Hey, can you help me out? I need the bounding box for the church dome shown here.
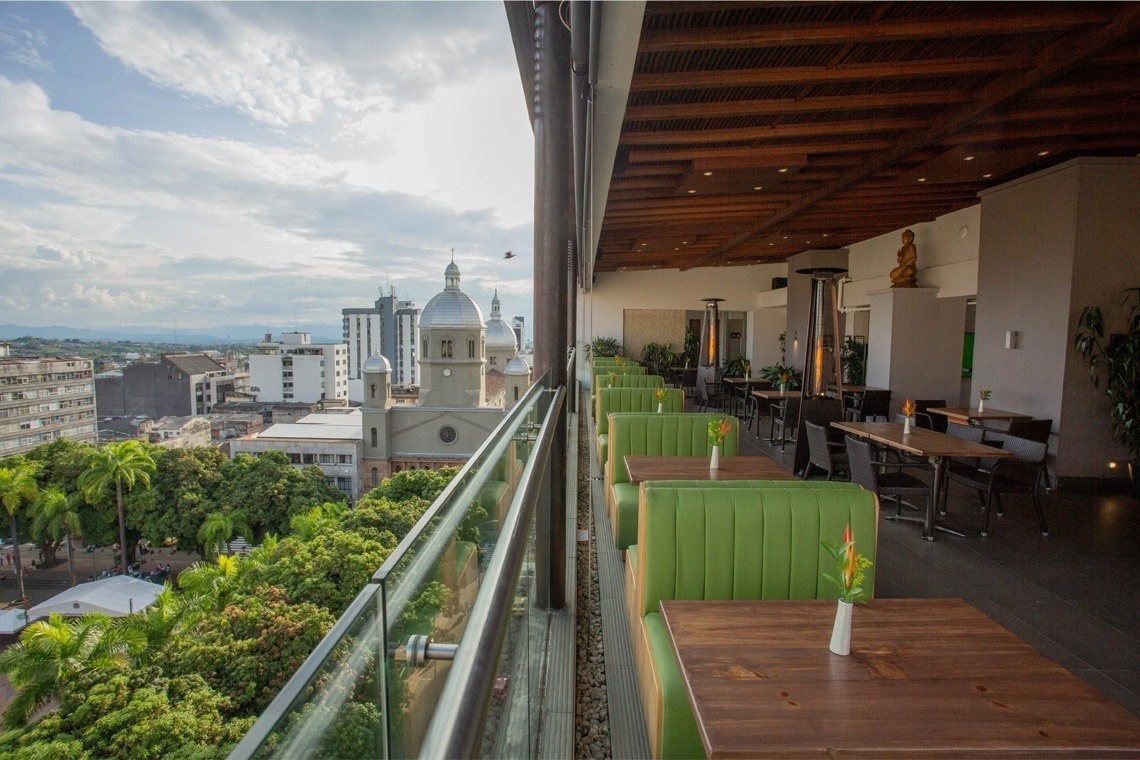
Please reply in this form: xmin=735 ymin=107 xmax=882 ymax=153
xmin=420 ymin=261 xmax=485 ymax=329
xmin=505 ymin=356 xmax=531 ymax=376
xmin=363 ymin=353 xmax=391 ymax=372
xmin=485 ymin=290 xmax=518 ymax=350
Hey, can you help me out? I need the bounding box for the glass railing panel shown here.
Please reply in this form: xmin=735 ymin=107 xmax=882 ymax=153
xmin=379 ymin=395 xmax=547 ymax=757
xmin=231 ymin=376 xmax=553 ymax=760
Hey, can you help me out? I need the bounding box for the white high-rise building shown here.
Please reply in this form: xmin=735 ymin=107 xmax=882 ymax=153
xmin=0 ymin=349 xmax=97 ymax=456
xmin=249 ymin=332 xmax=348 ymax=404
xmin=343 ymin=290 xmax=420 ymax=402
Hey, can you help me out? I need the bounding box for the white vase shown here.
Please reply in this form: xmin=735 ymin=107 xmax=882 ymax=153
xmin=657 ymin=402 xmax=664 ymax=413
xmin=903 ymin=417 xmax=912 ymax=435
xmin=978 ymin=398 xmax=985 ymax=413
xmin=830 ymin=599 xmax=853 ymax=656
xmin=779 ymin=383 xmax=787 ymax=394
xmin=710 ymin=444 xmax=720 ymax=470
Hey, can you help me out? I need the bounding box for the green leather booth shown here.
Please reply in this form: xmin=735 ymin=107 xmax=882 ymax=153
xmin=604 ymin=412 xmax=739 ymax=549
xmin=590 ymin=364 xmax=649 ymax=402
xmin=626 ymin=481 xmax=878 ymax=759
xmin=594 ymin=386 xmax=684 ymax=464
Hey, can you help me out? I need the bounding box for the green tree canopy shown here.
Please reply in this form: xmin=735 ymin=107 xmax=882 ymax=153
xmin=214 ymin=452 xmax=345 ymax=542
xmin=127 ymin=447 xmax=226 ymax=551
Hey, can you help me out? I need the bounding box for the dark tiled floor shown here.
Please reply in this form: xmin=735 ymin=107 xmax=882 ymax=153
xmin=728 ymin=404 xmax=1140 ymax=716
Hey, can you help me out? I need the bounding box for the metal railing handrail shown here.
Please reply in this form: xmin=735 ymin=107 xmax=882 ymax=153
xmin=417 ymin=384 xmax=565 ymax=759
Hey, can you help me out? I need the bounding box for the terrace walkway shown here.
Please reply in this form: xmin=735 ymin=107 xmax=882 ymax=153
xmin=581 ymin=393 xmax=1140 ymax=758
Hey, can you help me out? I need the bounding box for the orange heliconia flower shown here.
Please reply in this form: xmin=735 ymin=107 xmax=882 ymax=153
xmin=901 ymin=399 xmax=916 ymax=418
xmin=843 ymin=523 xmax=856 ymax=590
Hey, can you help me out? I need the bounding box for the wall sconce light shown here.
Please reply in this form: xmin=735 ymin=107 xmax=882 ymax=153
xmin=1005 ymin=330 xmax=1019 ymax=350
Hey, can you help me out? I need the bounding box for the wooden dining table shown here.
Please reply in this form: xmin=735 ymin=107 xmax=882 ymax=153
xmin=624 ymin=454 xmax=793 ymax=486
xmin=831 ymin=420 xmax=1011 ymax=540
xmin=928 ymin=405 xmax=1033 ymax=426
xmin=661 ymin=598 xmax=1140 ymax=759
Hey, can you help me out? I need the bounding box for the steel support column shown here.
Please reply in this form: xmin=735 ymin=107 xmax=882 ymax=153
xmin=533 ymin=0 xmax=569 ymax=610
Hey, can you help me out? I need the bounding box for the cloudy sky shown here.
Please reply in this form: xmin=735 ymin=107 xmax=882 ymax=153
xmin=0 ymin=1 xmax=534 ymax=337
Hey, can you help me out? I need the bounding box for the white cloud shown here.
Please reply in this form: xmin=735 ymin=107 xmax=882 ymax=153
xmin=0 ymin=3 xmax=535 ymax=333
xmin=0 ymin=13 xmax=53 ymax=72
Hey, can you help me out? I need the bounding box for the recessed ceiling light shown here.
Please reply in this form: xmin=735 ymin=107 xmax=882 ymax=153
xmin=782 ymin=236 xmax=788 ymax=240
xmin=641 ymin=242 xmax=647 ymax=246
xmin=822 ymin=233 xmax=829 ymax=237
xmin=702 ymin=171 xmax=713 ymax=176
xmin=1038 ymin=150 xmax=1050 ymax=156
xmin=806 ymin=241 xmax=811 ymax=245
xmin=753 ymin=186 xmax=763 ymax=191
xmin=682 ymin=241 xmax=688 ymax=245
xmin=778 ymin=168 xmax=788 ymax=173
xmin=687 ymin=189 xmax=696 ymax=194
xmin=917 ymin=177 xmax=927 ymax=183
xmin=768 ymin=243 xmax=774 ymax=246
xmin=982 ymin=173 xmax=992 ymax=178
xmin=964 ymin=155 xmax=975 ymax=161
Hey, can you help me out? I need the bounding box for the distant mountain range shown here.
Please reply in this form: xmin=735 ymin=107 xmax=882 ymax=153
xmin=0 ymin=324 xmax=344 ymax=345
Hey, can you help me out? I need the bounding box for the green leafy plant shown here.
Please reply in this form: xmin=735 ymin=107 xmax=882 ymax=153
xmin=1074 ymin=286 xmax=1140 ymax=463
xmin=587 ymin=336 xmax=621 ymax=358
xmin=641 ymin=342 xmax=679 ymax=377
xmin=682 ymin=329 xmax=699 ymax=368
xmin=723 ymin=355 xmax=749 ymax=378
xmin=820 ymin=524 xmax=873 ymax=604
xmin=839 ymin=337 xmax=867 ymax=385
xmin=760 ymin=363 xmax=802 ymax=390
xmin=978 ymin=388 xmax=991 ymax=401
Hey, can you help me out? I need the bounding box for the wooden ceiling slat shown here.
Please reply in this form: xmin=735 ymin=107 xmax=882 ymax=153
xmin=629 ymin=56 xmax=1028 ymax=93
xmin=628 ymin=139 xmax=894 ymax=164
xmin=619 ymin=116 xmax=927 ymax=146
xmin=637 ymin=10 xmax=1108 ymax=53
xmin=677 ymin=2 xmax=1140 ymax=270
xmin=623 ymin=91 xmax=973 ymax=122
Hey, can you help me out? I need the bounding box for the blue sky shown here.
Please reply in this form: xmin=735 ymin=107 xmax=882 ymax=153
xmin=0 ymin=2 xmax=534 ymax=334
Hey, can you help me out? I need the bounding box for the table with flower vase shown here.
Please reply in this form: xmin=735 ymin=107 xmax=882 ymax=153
xmin=623 ymin=454 xmax=793 ymax=487
xmin=927 ymin=406 xmax=1033 ymax=427
xmin=660 ymin=598 xmax=1140 ymax=759
xmin=831 ymin=420 xmax=1012 ymax=540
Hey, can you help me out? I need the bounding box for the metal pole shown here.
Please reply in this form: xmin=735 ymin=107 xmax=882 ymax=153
xmin=532 ymin=0 xmax=570 ymax=610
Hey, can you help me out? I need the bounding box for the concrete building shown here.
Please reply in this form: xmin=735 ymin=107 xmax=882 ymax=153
xmin=0 ymin=350 xmax=97 ymax=457
xmin=229 ymin=410 xmax=363 ymax=498
xmin=142 ymin=416 xmax=213 ymax=449
xmin=96 ymin=353 xmax=236 ymax=419
xmin=248 ymin=333 xmax=348 ymax=404
xmin=343 ymin=290 xmax=421 ymax=402
xmin=512 ymin=316 xmax=526 ymax=353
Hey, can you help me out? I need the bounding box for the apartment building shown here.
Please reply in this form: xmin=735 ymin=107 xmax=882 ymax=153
xmin=343 ymin=290 xmax=420 ymax=401
xmin=0 ymin=346 xmax=98 ymax=456
xmin=96 ymin=353 xmax=237 ymax=418
xmin=229 ymin=410 xmax=363 ymax=498
xmin=248 ymin=332 xmax=348 ymax=404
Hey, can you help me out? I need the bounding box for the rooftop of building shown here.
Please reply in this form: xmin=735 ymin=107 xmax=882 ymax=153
xmin=161 ymin=353 xmax=229 ymax=375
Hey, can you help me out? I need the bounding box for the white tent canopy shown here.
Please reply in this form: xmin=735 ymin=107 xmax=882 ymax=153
xmin=28 ymin=576 xmax=164 ymax=620
xmin=0 ymin=608 xmax=29 ymax=635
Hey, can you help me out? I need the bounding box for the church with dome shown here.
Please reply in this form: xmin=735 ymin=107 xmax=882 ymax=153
xmin=358 ymin=259 xmax=530 ymax=486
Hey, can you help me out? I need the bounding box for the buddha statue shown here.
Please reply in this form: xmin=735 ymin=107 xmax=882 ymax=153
xmin=890 ymin=229 xmax=918 ymax=288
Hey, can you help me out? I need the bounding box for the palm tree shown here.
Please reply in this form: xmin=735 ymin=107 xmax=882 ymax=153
xmin=178 ymin=554 xmax=245 ymax=614
xmin=197 ymin=509 xmax=251 ymax=559
xmin=78 ymin=440 xmax=156 ymax=575
xmin=32 ymin=488 xmax=84 ymax=586
xmin=113 ymin=587 xmax=185 ymax=664
xmin=0 ymin=464 xmax=39 ymax=604
xmin=289 ymin=502 xmax=345 ymax=540
xmin=0 ymin=612 xmax=138 ymax=728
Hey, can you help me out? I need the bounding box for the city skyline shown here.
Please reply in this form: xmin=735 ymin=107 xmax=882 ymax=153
xmin=0 ymin=2 xmax=535 ymax=335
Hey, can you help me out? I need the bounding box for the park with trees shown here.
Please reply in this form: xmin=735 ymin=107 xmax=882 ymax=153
xmin=0 ymin=436 xmax=467 ymax=758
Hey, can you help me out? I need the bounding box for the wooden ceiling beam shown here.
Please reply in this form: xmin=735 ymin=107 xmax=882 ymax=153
xmin=623 ymin=91 xmax=973 ymax=122
xmin=629 ymin=139 xmax=894 ymax=164
xmin=629 ymin=56 xmax=1028 ymax=93
xmin=619 ymin=117 xmax=927 ymax=146
xmin=638 ymin=9 xmax=1109 ymax=53
xmin=681 ymin=3 xmax=1140 ymax=270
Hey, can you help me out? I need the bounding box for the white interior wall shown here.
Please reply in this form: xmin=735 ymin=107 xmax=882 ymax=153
xmin=579 ymin=263 xmax=787 ymax=373
xmin=844 ymin=205 xmax=981 ymax=307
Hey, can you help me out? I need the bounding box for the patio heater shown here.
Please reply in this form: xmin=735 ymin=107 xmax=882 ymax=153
xmin=697 ymin=297 xmax=723 ymax=403
xmin=795 ymin=254 xmax=847 ymax=399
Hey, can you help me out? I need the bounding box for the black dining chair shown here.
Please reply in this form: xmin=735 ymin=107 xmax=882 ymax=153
xmin=770 ymin=396 xmax=801 ymax=452
xmin=804 ymin=421 xmax=849 ymax=481
xmin=847 ymin=389 xmax=891 ymax=422
xmin=943 ymin=432 xmax=1049 ymax=537
xmin=914 ymin=399 xmax=948 ymax=433
xmin=680 ymin=368 xmax=698 ymax=401
xmin=845 ymin=435 xmax=930 ymax=520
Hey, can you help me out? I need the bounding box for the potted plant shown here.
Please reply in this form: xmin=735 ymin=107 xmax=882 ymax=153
xmin=587 ymin=336 xmax=622 ymax=358
xmin=1074 ymin=286 xmax=1140 ymax=496
xmin=839 ymin=337 xmax=867 ymax=385
xmin=723 ymin=355 xmax=749 ymax=378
